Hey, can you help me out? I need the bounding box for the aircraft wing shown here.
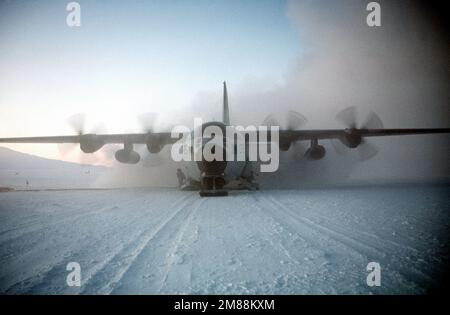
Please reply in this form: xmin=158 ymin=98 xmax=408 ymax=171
xmin=278 ymin=128 xmax=450 ymax=141
xmin=0 ymin=129 xmax=449 ymax=145
xmin=0 ymin=133 xmax=176 ymax=145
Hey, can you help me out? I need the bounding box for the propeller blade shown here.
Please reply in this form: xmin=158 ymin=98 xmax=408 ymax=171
xmin=138 ymin=112 xmax=158 ymax=133
xmin=262 ymin=114 xmax=279 ymax=128
xmin=57 ymin=143 xmax=77 ymax=156
xmin=67 ymin=113 xmax=87 ymax=135
xmin=60 ymin=114 xmax=112 ymax=165
xmin=263 ymin=111 xmax=308 ymax=159
xmin=331 ymin=139 xmax=347 ymax=155
xmin=91 ymin=122 xmax=107 ymax=134
xmin=263 ymin=111 xmax=307 ymax=130
xmin=357 ymin=139 xmax=379 ymax=161
xmin=334 ymin=107 xmax=384 ymax=161
xmin=287 ymin=110 xmax=307 ymax=130
xmin=286 ymin=111 xmax=307 ymax=158
xmin=362 ymin=111 xmax=384 ymax=130
xmin=336 ymin=106 xmax=357 ymax=128
xmin=292 ymin=141 xmax=307 ymax=161
xmin=59 ymin=113 xmax=86 ymax=160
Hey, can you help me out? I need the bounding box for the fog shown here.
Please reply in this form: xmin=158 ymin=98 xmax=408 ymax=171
xmin=101 ymin=0 xmax=449 ymax=188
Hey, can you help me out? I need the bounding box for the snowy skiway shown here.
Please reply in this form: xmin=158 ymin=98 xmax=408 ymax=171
xmin=0 ymin=185 xmax=448 ymax=294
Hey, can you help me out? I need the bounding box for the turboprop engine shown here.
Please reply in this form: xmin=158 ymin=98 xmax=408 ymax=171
xmin=304 ymin=139 xmax=326 ymax=160
xmin=115 ymin=149 xmax=140 ymax=164
xmin=80 ymin=134 xmax=105 ymax=153
xmin=146 ymin=133 xmax=162 ymax=153
xmin=114 ymin=142 xmax=140 ymax=164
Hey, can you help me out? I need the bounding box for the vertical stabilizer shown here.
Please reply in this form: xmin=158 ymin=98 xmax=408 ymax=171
xmin=222 ymin=81 xmax=230 ymax=125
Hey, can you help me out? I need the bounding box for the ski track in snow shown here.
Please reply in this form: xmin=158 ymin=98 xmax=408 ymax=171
xmin=0 ymin=185 xmax=448 ymax=294
xmin=254 ymin=194 xmax=430 ymax=293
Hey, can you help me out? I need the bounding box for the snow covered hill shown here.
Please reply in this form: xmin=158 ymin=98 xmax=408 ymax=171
xmin=0 ymin=185 xmax=448 ymax=294
xmin=0 ymin=147 xmax=109 ymax=190
xmin=0 ymin=146 xmax=100 ymax=170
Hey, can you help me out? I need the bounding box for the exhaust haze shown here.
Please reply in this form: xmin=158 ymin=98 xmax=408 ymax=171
xmin=148 ymin=0 xmax=449 ymax=188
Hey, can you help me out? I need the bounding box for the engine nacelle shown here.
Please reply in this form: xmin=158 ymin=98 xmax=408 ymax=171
xmin=80 ymin=134 xmax=104 ymax=153
xmin=278 ymin=138 xmax=291 ymax=151
xmin=341 ymin=130 xmax=362 ymax=148
xmin=305 ymin=144 xmax=326 ymax=160
xmin=146 ymin=134 xmax=162 ymax=153
xmin=115 ymin=149 xmax=140 ymax=164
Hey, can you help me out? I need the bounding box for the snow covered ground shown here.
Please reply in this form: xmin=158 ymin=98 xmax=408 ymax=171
xmin=0 ymin=185 xmax=448 ymax=294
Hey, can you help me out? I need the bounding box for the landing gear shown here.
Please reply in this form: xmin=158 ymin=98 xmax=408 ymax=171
xmin=199 ymin=173 xmax=228 ymax=197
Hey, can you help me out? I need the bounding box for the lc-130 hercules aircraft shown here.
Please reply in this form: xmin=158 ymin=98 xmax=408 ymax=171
xmin=1 ymin=82 xmax=449 ymax=196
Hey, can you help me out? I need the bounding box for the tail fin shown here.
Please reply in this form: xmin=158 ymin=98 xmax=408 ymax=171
xmin=222 ymin=81 xmax=230 ymax=125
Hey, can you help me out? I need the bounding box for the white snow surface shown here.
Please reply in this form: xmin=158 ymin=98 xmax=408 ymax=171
xmin=0 ymin=185 xmax=448 ymax=294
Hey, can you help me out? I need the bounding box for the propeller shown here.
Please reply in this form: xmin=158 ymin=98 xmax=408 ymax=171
xmin=138 ymin=112 xmax=159 ymax=133
xmin=262 ymin=110 xmax=307 ymax=158
xmin=262 ymin=110 xmax=307 ymax=130
xmin=58 ymin=113 xmax=87 ymax=157
xmin=58 ymin=113 xmax=112 ymax=165
xmin=287 ymin=110 xmax=308 ymax=131
xmin=137 ymin=112 xmax=167 ymax=167
xmin=67 ymin=112 xmax=87 ymax=135
xmin=333 ymin=106 xmax=384 ymax=161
